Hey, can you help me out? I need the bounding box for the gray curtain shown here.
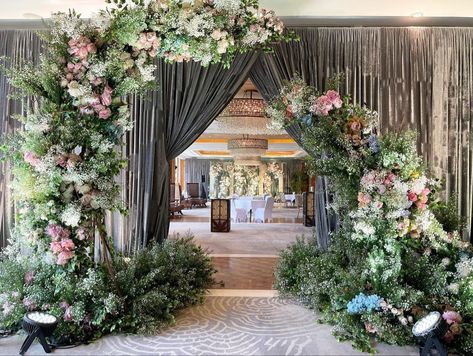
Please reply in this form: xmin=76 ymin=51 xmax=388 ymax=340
xmin=184 ymin=158 xmax=210 ymax=198
xmin=251 ymin=27 xmax=473 ymax=242
xmin=0 ymin=30 xmax=42 ymax=250
xmin=2 ymin=27 xmax=473 ymax=250
xmin=123 ymin=53 xmax=258 ymax=250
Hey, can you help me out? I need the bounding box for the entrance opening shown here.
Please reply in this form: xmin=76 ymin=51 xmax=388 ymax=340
xmin=169 ymin=79 xmax=314 ymax=292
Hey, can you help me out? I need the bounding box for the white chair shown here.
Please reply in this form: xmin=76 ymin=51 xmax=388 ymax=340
xmin=251 ymin=200 xmax=265 ymax=222
xmin=254 ymin=197 xmax=274 ymax=223
xmin=232 ymin=199 xmax=248 ymax=222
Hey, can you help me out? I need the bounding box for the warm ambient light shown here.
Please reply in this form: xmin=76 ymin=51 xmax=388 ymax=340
xmin=411 ymin=12 xmax=424 ymax=18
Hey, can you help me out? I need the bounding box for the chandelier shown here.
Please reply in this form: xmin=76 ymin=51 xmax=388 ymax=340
xmin=220 ymin=90 xmax=266 ymax=118
xmin=227 ymin=136 xmax=268 ymax=165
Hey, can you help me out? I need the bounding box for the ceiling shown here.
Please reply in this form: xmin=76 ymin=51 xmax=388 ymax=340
xmin=1 ymin=0 xmax=473 ymax=19
xmin=180 ymin=80 xmax=305 ymax=160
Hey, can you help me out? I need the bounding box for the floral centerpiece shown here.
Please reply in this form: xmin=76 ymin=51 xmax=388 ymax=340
xmin=268 ymin=76 xmax=473 ymax=353
xmin=0 ymin=0 xmax=293 ymax=344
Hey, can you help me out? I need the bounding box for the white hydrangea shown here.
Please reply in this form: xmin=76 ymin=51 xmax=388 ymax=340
xmin=353 ymin=221 xmax=375 ymax=237
xmin=456 ymin=256 xmax=473 ymax=278
xmin=61 ymin=204 xmax=81 ymax=227
xmin=410 ymin=176 xmax=428 ymax=195
xmin=213 ymin=0 xmax=242 ymax=14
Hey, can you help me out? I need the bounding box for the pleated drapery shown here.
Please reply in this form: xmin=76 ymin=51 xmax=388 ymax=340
xmin=0 ymin=30 xmax=42 ymax=249
xmin=122 ymin=53 xmax=258 ymax=250
xmin=251 ymin=27 xmax=473 ymax=242
xmin=1 ymin=27 xmax=473 ymax=250
xmin=184 ymin=158 xmax=211 ymax=198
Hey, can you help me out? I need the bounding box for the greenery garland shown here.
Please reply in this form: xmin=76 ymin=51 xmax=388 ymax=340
xmin=0 ymin=0 xmax=294 ymax=343
xmin=268 ymin=76 xmax=473 ymax=353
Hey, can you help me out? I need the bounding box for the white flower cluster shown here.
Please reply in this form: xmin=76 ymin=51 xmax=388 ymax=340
xmin=456 ymin=255 xmax=473 ymax=278
xmin=61 ymin=204 xmax=82 ymax=227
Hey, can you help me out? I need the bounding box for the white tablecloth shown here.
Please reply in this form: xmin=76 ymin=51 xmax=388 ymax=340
xmin=284 ymin=194 xmax=296 ymax=202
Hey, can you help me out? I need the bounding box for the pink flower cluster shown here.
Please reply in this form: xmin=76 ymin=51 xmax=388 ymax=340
xmin=442 ymin=310 xmax=462 ymax=343
xmin=24 ymin=271 xmax=35 ymax=285
xmin=24 ymin=151 xmax=41 ymax=167
xmin=68 ymin=36 xmax=96 ymax=60
xmin=46 ymin=223 xmax=75 ymax=265
xmin=60 ymin=301 xmax=73 ymax=321
xmin=23 ymin=297 xmax=37 ymax=311
xmin=55 ymin=153 xmax=82 ymax=168
xmin=133 ymin=32 xmax=161 ymax=57
xmin=407 ymin=188 xmax=430 ymax=211
xmin=79 ymin=85 xmax=113 ymax=120
xmin=258 ymin=9 xmax=284 ymax=34
xmin=310 ymin=90 xmax=343 ymax=116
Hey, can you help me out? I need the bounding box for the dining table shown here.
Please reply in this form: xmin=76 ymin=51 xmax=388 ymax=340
xmin=233 ymin=198 xmax=266 ymax=222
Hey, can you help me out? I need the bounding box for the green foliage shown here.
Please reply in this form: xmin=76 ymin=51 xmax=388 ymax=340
xmin=269 ymin=76 xmax=473 ymax=353
xmin=289 ymin=170 xmax=309 ymax=194
xmin=431 ymin=195 xmax=467 ymax=234
xmin=0 ymin=236 xmax=215 ymax=343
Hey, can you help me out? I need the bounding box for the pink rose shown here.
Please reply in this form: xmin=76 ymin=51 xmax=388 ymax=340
xmin=311 ymin=95 xmax=333 ymax=116
xmin=64 ymin=306 xmax=73 ymax=321
xmin=286 ymin=105 xmax=294 ymax=120
xmin=57 ymin=250 xmax=74 ymax=265
xmin=357 ymin=192 xmax=371 ymax=207
xmin=407 ymin=192 xmax=418 ymax=202
xmin=98 ymin=108 xmax=112 ymax=120
xmin=378 ymin=185 xmax=386 ymax=194
xmin=374 ymin=201 xmax=383 ymax=209
xmin=60 ymin=238 xmax=75 ymax=251
xmin=101 ymin=85 xmax=113 ymax=106
xmin=24 ymin=151 xmax=40 ymax=167
xmin=76 ymin=227 xmax=87 ymax=241
xmin=443 ymin=311 xmax=462 ymax=325
xmin=50 ymin=240 xmax=63 ymax=254
xmin=325 ymin=90 xmax=343 ymax=108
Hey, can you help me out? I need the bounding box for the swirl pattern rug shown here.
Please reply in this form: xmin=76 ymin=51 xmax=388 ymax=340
xmin=1 ymin=297 xmax=417 ymax=355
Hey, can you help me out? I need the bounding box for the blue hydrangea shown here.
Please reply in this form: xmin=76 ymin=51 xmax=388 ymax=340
xmin=368 ymin=134 xmax=380 ymax=153
xmin=347 ymin=293 xmax=381 ymax=314
xmin=301 ymin=114 xmax=313 ymax=125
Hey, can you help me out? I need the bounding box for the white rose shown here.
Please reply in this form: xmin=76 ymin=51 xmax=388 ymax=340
xmin=211 ymin=29 xmax=223 ymax=40
xmin=217 ymin=39 xmax=229 ymax=54
xmin=67 ymin=81 xmax=82 ymax=98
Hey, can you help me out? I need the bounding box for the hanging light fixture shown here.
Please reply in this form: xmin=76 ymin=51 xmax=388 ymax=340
xmin=227 ymin=135 xmax=268 ymax=165
xmin=220 ymin=89 xmax=266 ymax=118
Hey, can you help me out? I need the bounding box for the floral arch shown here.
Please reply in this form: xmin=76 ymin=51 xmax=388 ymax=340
xmin=0 ymin=0 xmax=294 ymax=342
xmin=268 ymin=76 xmax=473 ymax=352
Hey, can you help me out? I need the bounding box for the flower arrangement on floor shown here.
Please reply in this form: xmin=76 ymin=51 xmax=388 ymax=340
xmin=0 ymin=0 xmax=292 ymax=344
xmin=268 ymin=76 xmax=473 ymax=353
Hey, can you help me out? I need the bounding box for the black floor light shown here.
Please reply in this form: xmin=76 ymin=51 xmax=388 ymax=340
xmin=20 ymin=312 xmax=58 ymax=355
xmin=412 ymin=311 xmax=448 ymax=356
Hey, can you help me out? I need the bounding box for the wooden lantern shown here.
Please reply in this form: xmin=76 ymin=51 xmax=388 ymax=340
xmin=211 ymin=199 xmax=231 ymax=232
xmin=303 ymin=191 xmax=315 ymax=227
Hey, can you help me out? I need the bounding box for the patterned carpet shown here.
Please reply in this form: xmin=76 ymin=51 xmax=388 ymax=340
xmin=0 ymin=297 xmax=417 ymax=355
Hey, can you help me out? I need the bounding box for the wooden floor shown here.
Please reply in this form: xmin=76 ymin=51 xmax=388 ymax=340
xmin=212 ymin=256 xmax=279 ymax=289
xmin=170 ymin=205 xmax=312 ymax=291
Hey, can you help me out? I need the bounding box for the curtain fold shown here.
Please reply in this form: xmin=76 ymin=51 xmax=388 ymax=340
xmin=123 ymin=52 xmax=258 ymax=250
xmin=184 ymin=158 xmax=210 ymax=198
xmin=0 ymin=30 xmax=42 ymax=249
xmin=2 ymin=27 xmax=473 ymax=251
xmin=251 ymin=27 xmax=473 ymax=243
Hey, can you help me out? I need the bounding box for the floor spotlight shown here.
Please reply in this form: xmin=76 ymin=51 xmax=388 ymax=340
xmin=412 ymin=311 xmax=448 ymax=356
xmin=20 ymin=312 xmax=58 ymax=355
